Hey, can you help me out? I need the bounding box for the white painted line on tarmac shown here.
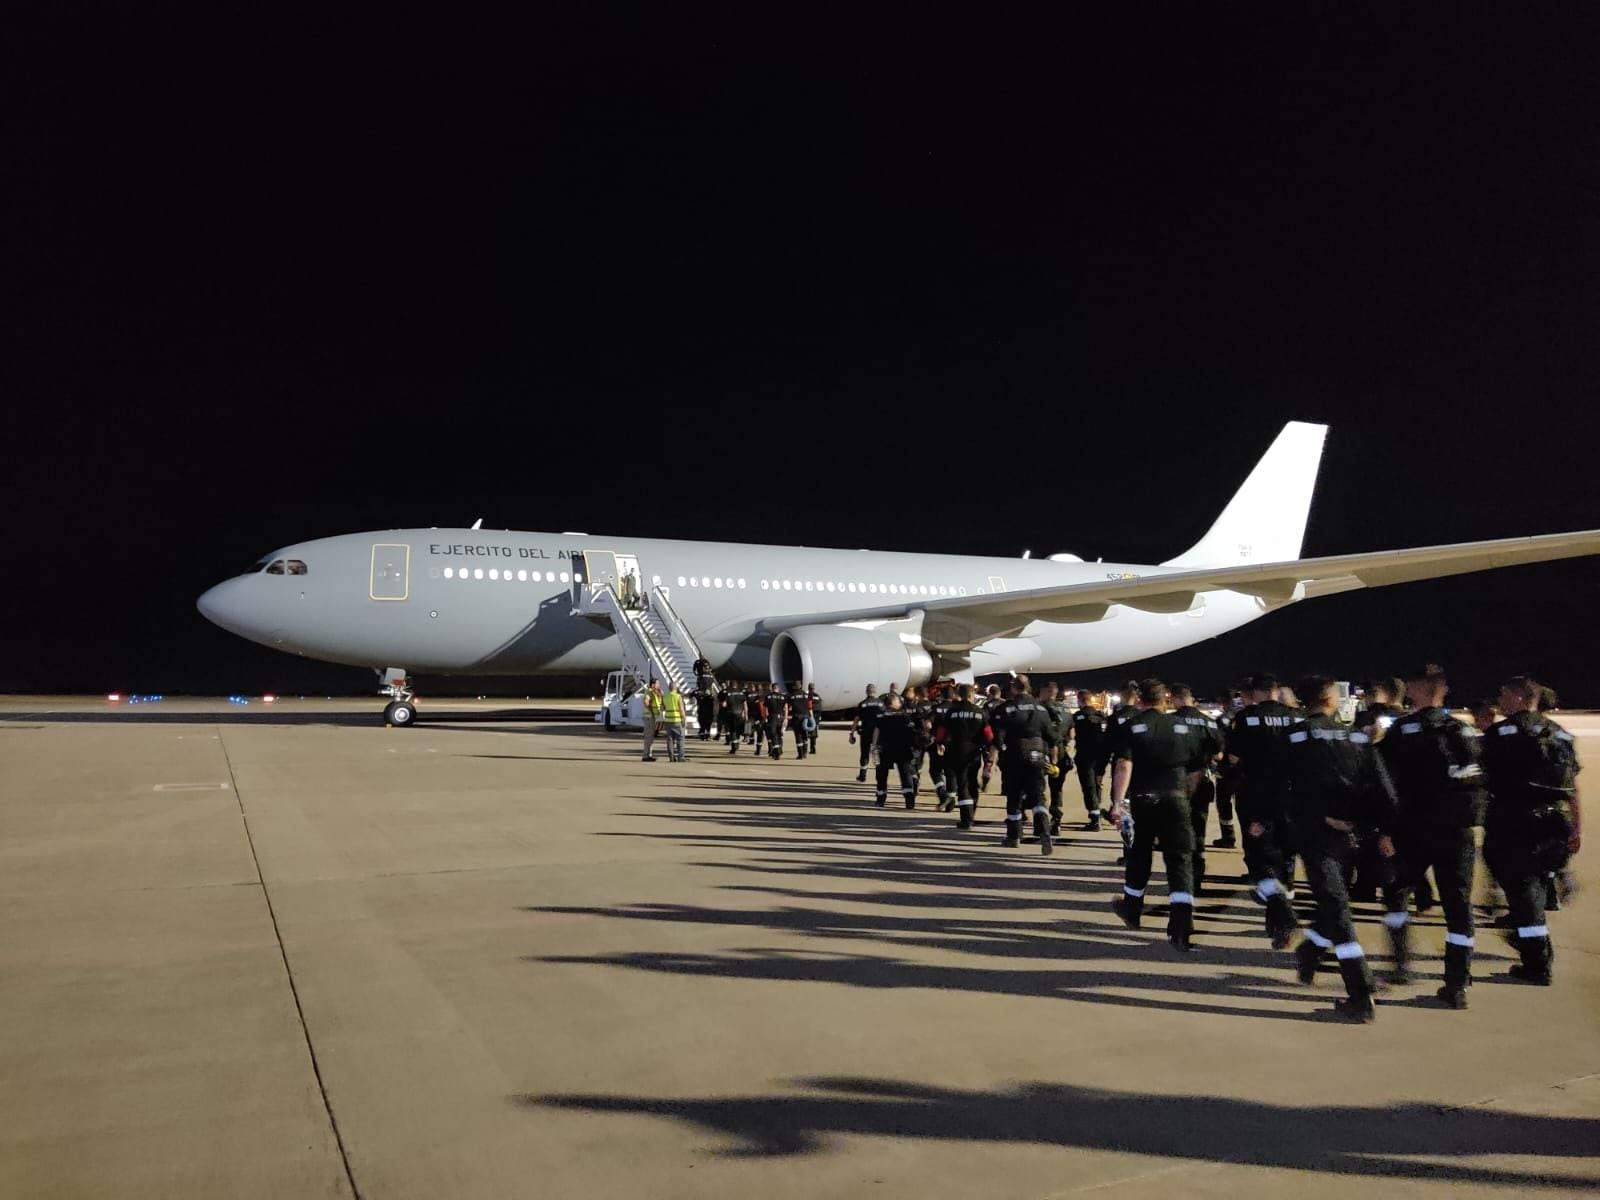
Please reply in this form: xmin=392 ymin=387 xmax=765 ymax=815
xmin=153 ymin=782 xmax=234 ymax=791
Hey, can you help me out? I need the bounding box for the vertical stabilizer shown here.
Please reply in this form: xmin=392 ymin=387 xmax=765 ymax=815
xmin=1163 ymin=422 xmax=1328 ymax=568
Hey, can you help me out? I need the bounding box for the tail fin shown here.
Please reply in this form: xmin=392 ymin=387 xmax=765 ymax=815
xmin=1163 ymin=422 xmax=1328 ymax=568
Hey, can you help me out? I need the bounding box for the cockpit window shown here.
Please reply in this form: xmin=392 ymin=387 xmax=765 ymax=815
xmin=286 ymin=559 xmax=308 ymax=576
xmin=265 ymin=560 xmax=287 ymax=575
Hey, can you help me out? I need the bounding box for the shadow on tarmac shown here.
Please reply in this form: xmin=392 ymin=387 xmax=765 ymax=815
xmin=520 ymin=1076 xmax=1600 ymax=1186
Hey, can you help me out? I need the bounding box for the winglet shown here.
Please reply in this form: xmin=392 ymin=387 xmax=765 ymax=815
xmin=1162 ymin=422 xmax=1328 ymax=568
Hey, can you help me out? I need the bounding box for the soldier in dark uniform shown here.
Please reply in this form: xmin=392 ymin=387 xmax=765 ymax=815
xmin=1107 ymin=678 xmax=1201 ymax=950
xmin=972 ymin=681 xmax=998 ymax=793
xmin=1210 ymin=685 xmax=1247 ymax=849
xmin=992 ymin=674 xmax=1058 ymax=855
xmin=764 ymin=684 xmax=789 ymax=761
xmin=1170 ymin=683 xmax=1223 ymax=894
xmin=749 ymin=683 xmax=768 ymax=753
xmin=927 ymin=684 xmax=956 ymax=811
xmin=721 ymin=682 xmax=747 ymax=753
xmin=1228 ymin=672 xmax=1301 ymax=948
xmin=694 ymin=667 xmax=717 ymax=740
xmin=908 ymin=684 xmax=934 ymax=790
xmin=1378 ymin=664 xmax=1487 ymax=1008
xmin=870 ymin=693 xmax=919 ymax=808
xmin=790 ymin=681 xmax=813 ymax=759
xmin=1039 ymin=681 xmax=1074 ymax=836
xmin=849 ymin=685 xmax=886 ymax=783
xmin=1071 ymin=690 xmax=1109 ymax=830
xmin=1481 ymin=675 xmax=1582 ymax=986
xmin=805 ymin=684 xmax=823 ymax=754
xmin=934 ymin=683 xmax=991 ymax=828
xmin=1106 ymin=681 xmax=1143 ymax=858
xmin=1284 ymin=675 xmax=1393 ymax=1022
xmin=1347 ymin=677 xmax=1406 ymax=900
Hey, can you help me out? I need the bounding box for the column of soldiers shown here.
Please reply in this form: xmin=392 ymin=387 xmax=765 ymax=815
xmin=829 ymin=665 xmax=1582 ymax=1025
xmin=700 ymin=681 xmax=825 ymax=760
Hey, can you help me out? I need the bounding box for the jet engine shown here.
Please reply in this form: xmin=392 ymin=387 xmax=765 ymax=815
xmin=768 ymin=623 xmax=933 ymax=710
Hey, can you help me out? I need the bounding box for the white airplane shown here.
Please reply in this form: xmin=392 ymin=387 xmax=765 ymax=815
xmin=197 ymin=422 xmax=1600 ymax=723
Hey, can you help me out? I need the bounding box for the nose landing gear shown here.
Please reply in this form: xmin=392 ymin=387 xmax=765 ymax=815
xmin=379 ymin=667 xmax=418 ymax=727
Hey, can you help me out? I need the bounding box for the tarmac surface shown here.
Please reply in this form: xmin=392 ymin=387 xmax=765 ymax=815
xmin=2 ymin=695 xmax=1598 ymax=1199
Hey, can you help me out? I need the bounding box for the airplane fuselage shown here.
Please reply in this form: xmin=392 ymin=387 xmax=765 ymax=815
xmin=198 ymin=529 xmax=1275 ymax=686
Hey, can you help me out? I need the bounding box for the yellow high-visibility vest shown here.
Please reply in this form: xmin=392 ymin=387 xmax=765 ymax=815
xmin=643 ymin=690 xmax=665 ymax=718
xmin=662 ymin=691 xmax=685 ymax=722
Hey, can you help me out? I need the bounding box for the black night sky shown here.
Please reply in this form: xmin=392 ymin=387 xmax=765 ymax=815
xmin=5 ymin=6 xmax=1599 ymax=704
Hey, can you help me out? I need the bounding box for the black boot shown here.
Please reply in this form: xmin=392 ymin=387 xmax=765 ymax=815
xmin=1034 ymin=810 xmax=1053 ymax=856
xmin=957 ymin=803 xmax=974 ymax=830
xmin=1265 ymin=894 xmax=1298 ymax=950
xmin=1334 ymin=956 xmax=1377 ymax=1022
xmin=1510 ymin=931 xmax=1553 ymax=984
xmin=1387 ymin=920 xmax=1413 ymax=986
xmin=1000 ymin=818 xmax=1020 ymax=847
xmin=1294 ymin=937 xmax=1324 ymax=984
xmin=1112 ymin=892 xmax=1144 ymax=930
xmin=1442 ymin=938 xmax=1473 ymax=999
xmin=1167 ymin=902 xmax=1194 ymax=952
xmin=1211 ymin=824 xmax=1236 ymax=849
xmin=856 ymin=768 xmax=867 ymax=783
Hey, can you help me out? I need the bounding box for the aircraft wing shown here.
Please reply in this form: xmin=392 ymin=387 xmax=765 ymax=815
xmin=723 ymin=528 xmax=1600 ymax=652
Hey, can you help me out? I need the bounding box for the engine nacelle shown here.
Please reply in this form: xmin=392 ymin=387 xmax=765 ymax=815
xmin=769 ymin=623 xmax=933 ymax=711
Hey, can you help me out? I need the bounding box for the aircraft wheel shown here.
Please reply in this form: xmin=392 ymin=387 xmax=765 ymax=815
xmin=385 ymin=700 xmax=417 ymax=728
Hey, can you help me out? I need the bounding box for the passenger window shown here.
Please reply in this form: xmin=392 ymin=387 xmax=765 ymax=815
xmin=265 ymin=560 xmax=286 ymax=575
xmin=287 ymin=559 xmax=308 ymax=576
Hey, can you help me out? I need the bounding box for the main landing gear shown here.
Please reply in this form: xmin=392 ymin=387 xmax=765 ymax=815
xmin=379 ymin=667 xmax=418 ymax=727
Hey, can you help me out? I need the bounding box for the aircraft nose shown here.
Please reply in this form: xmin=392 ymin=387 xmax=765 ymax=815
xmin=197 ymin=578 xmax=248 ymax=635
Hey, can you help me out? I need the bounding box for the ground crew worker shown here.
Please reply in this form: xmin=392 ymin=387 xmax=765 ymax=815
xmin=1481 ymin=674 xmax=1583 ymax=987
xmin=1283 ymin=674 xmax=1390 ymax=1022
xmin=790 ymin=682 xmax=814 ymax=759
xmin=1106 ymin=681 xmax=1143 ymax=857
xmin=1229 ymin=672 xmax=1301 ymax=948
xmin=1107 ymin=678 xmax=1200 ymax=950
xmin=640 ymin=679 xmax=665 ymax=762
xmin=721 ymin=682 xmax=747 ymax=753
xmin=992 ymin=674 xmax=1057 ymax=854
xmin=1170 ymin=683 xmax=1223 ymax=894
xmin=871 ymin=694 xmax=919 ymax=808
xmin=1071 ymin=690 xmax=1109 ymax=830
xmin=764 ymin=684 xmax=789 ymax=760
xmin=934 ymin=683 xmax=991 ymax=828
xmin=662 ymin=683 xmax=688 ymax=762
xmin=1378 ymin=663 xmax=1487 ymax=1008
xmin=849 ymin=685 xmax=886 ymax=782
xmin=1039 ymin=681 xmax=1073 ymax=836
xmin=805 ymin=684 xmax=823 ymax=754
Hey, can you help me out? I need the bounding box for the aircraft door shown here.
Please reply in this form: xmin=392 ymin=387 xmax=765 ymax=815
xmin=577 ymin=551 xmax=619 ymax=604
xmin=370 ymin=543 xmax=410 ymax=601
xmin=987 ymin=575 xmax=1007 ymax=593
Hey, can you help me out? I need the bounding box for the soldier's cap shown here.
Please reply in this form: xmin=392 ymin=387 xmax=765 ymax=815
xmin=1406 ymin=662 xmax=1448 ymax=684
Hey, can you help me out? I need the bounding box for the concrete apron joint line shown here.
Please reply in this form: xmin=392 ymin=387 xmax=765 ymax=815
xmin=217 ymin=724 xmax=363 ymax=1200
